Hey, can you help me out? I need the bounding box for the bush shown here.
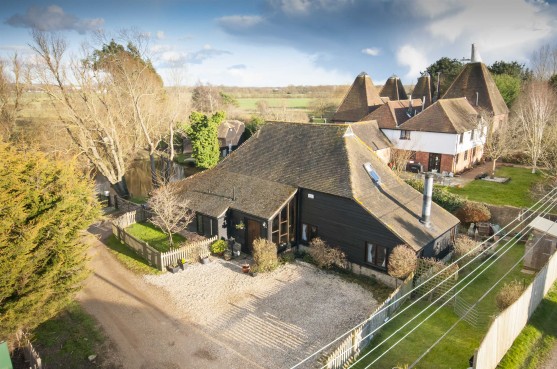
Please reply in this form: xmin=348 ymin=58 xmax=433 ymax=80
xmin=496 ymin=280 xmax=526 ymax=311
xmin=405 ymin=179 xmax=465 ymax=213
xmin=388 ymin=245 xmax=417 ymax=279
xmin=280 ymin=251 xmax=296 ymax=264
xmin=456 ymin=201 xmax=491 ymax=224
xmin=308 ymin=238 xmax=347 ymax=269
xmin=252 ymin=238 xmax=278 ymax=272
xmin=453 ymin=235 xmax=479 ymax=267
xmin=210 ymin=239 xmax=228 ymax=254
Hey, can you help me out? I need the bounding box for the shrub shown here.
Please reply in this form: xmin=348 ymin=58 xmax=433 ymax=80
xmin=252 ymin=238 xmax=278 ymax=272
xmin=456 ymin=201 xmax=491 ymax=224
xmin=308 ymin=238 xmax=347 ymax=269
xmin=405 ymin=179 xmax=465 ymax=213
xmin=280 ymin=251 xmax=296 ymax=264
xmin=388 ymin=245 xmax=417 ymax=279
xmin=453 ymin=235 xmax=479 ymax=267
xmin=210 ymin=239 xmax=228 ymax=254
xmin=496 ymin=280 xmax=526 ymax=311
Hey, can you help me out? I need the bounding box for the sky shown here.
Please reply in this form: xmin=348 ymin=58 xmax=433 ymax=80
xmin=1 ymin=0 xmax=557 ymax=87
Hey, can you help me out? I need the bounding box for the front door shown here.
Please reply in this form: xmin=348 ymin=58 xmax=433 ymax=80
xmin=245 ymin=219 xmax=262 ymax=254
xmin=428 ymin=153 xmax=442 ymax=172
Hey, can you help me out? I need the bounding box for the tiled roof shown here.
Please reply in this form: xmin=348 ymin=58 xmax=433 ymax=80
xmin=217 ymin=120 xmax=245 ymax=147
xmin=350 ymin=120 xmax=392 ymax=150
xmin=442 ymin=62 xmax=509 ymax=116
xmin=411 ymin=74 xmax=432 ymax=108
xmin=380 ymin=76 xmax=408 ymax=101
xmin=399 ymin=98 xmax=479 ymax=133
xmin=362 ymin=99 xmax=423 ymax=129
xmin=332 ymin=72 xmax=384 ymax=122
xmin=176 ymin=121 xmax=459 ymax=250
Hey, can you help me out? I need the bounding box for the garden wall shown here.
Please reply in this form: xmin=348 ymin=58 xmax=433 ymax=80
xmin=473 ymin=246 xmax=557 ymax=369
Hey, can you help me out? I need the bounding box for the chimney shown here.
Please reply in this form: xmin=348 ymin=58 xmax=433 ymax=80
xmin=421 ymin=173 xmax=434 ymax=227
xmin=471 ymin=43 xmax=482 ymax=63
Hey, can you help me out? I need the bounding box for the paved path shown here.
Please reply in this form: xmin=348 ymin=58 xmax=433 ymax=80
xmin=78 ymin=223 xmax=265 ymax=369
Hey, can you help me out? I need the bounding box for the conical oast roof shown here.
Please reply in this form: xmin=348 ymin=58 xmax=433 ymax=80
xmin=380 ymin=76 xmax=408 ymax=101
xmin=412 ymin=74 xmax=432 ymax=108
xmin=332 ymin=72 xmax=384 ymax=122
xmin=442 ymin=62 xmax=508 ymax=115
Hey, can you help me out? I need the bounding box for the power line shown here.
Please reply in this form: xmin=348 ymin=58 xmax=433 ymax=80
xmin=350 ymin=197 xmax=557 ymax=369
xmin=295 ymin=187 xmax=557 ymax=369
xmin=408 ymin=212 xmax=557 ymax=369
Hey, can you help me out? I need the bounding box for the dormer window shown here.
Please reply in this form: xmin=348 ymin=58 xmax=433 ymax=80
xmin=400 ymin=130 xmax=411 ymax=140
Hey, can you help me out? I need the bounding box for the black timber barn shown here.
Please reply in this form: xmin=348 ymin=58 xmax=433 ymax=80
xmin=175 ymin=121 xmax=459 ymax=276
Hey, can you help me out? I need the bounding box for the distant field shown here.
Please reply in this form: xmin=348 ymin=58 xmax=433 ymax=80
xmin=236 ymin=97 xmax=313 ymax=110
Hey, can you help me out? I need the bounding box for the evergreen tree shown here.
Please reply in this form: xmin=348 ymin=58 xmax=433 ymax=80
xmin=186 ymin=111 xmax=224 ymax=169
xmin=0 ymin=144 xmax=100 ymax=344
xmin=493 ymin=74 xmax=521 ymax=108
xmin=426 ymin=57 xmax=464 ymax=98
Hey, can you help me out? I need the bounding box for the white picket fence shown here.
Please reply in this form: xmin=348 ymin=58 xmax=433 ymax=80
xmin=161 ymin=236 xmax=217 ymax=267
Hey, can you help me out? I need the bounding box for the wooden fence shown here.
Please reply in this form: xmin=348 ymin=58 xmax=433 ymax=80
xmin=322 ymin=272 xmax=415 ymax=369
xmin=16 ymin=331 xmax=42 ymax=369
xmin=111 ymin=210 xmax=216 ymax=271
xmin=473 ymin=244 xmax=557 ymax=369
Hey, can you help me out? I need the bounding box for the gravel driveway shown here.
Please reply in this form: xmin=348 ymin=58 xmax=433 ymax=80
xmin=144 ymin=258 xmax=379 ymax=368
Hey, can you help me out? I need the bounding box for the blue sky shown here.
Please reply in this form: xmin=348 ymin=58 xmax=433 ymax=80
xmin=2 ymin=0 xmax=557 ymax=86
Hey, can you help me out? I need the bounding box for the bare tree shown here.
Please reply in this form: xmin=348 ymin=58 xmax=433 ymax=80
xmin=513 ymin=81 xmax=557 ymax=173
xmin=30 ymin=30 xmax=187 ymax=197
xmin=390 ymin=148 xmax=415 ymax=174
xmin=0 ymin=54 xmax=29 ymax=140
xmin=531 ymin=44 xmax=557 ymax=81
xmin=479 ymin=109 xmax=518 ymax=177
xmin=147 ymin=183 xmax=194 ymax=247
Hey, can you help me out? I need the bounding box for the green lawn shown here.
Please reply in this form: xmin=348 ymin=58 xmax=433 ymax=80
xmin=352 ymin=241 xmax=533 ymax=369
xmin=105 ymin=235 xmax=162 ymax=275
xmin=448 ymin=167 xmax=543 ymax=208
xmin=236 ymin=97 xmax=312 ymax=110
xmin=32 ymin=302 xmax=106 ymax=368
xmin=125 ymin=222 xmax=185 ymax=252
xmin=498 ymin=281 xmax=557 ymax=369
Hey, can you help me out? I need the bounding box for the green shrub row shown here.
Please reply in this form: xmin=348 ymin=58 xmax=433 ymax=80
xmin=405 ymin=179 xmax=465 ymax=213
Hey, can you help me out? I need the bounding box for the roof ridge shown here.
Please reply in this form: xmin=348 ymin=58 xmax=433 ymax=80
xmin=437 ymin=99 xmax=460 ymax=132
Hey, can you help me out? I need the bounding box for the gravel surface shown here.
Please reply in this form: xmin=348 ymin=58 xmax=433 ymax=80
xmin=144 ymin=258 xmax=379 ymax=368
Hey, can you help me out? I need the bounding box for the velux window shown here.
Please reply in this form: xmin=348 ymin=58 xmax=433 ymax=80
xmin=366 ymin=242 xmax=387 ymax=269
xmin=399 ymin=130 xmax=411 ymax=140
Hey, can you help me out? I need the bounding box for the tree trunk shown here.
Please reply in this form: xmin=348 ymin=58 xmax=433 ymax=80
xmin=491 ymin=159 xmax=497 ymax=178
xmin=149 ymin=153 xmax=158 ymax=189
xmin=112 ymin=178 xmax=130 ymax=199
xmin=168 ymin=232 xmax=173 ymax=247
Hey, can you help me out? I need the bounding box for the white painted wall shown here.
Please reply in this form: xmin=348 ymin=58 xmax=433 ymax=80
xmin=382 ymin=127 xmax=485 ymax=155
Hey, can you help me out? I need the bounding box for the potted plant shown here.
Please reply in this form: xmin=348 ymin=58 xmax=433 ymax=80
xmin=210 ymin=239 xmax=228 ymax=256
xmin=178 ymin=258 xmax=187 ymax=270
xmin=223 ymin=249 xmax=232 ymax=261
xmin=166 ymin=264 xmax=180 ymax=273
xmin=242 ymin=263 xmax=251 ymax=273
xmin=200 ymin=256 xmax=210 ymax=264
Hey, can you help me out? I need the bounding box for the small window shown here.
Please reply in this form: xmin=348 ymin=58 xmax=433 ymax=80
xmin=455 ymin=153 xmax=459 ymax=164
xmin=464 ymin=150 xmax=468 ymax=161
xmin=301 ymin=223 xmax=318 ymax=243
xmin=470 ymin=130 xmax=475 ymax=140
xmin=196 ymin=214 xmax=204 ymax=234
xmin=400 ymin=130 xmax=411 ymax=140
xmin=366 ymin=242 xmax=387 ymax=269
xmin=459 ymin=133 xmax=464 ymax=144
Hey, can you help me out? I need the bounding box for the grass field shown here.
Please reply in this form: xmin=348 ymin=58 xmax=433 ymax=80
xmin=105 ymin=235 xmax=162 ymax=275
xmin=125 ymin=222 xmax=185 ymax=252
xmin=236 ymin=97 xmax=313 ymax=110
xmin=32 ymin=302 xmax=106 ymax=369
xmin=498 ymin=281 xmax=557 ymax=369
xmin=352 ymin=241 xmax=533 ymax=369
xmin=448 ymin=167 xmax=543 ymax=208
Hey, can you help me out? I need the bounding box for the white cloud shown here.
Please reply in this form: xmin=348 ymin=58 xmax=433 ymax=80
xmin=151 ymin=44 xmax=172 ymax=53
xmin=5 ymin=5 xmax=103 ymax=34
xmin=217 ymin=15 xmax=264 ymax=30
xmin=396 ymin=45 xmax=428 ymax=79
xmin=156 ymin=31 xmax=165 ymax=40
xmin=361 ymin=47 xmax=380 ymax=56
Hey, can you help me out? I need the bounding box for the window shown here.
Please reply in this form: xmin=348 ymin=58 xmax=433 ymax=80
xmin=301 ymin=223 xmax=318 ymax=243
xmin=272 ymin=197 xmax=297 ymax=246
xmin=196 ymin=214 xmax=204 ymax=234
xmin=472 ymin=147 xmax=476 ymax=159
xmin=459 ymin=133 xmax=464 ymax=144
xmin=409 ymin=151 xmax=416 ymax=161
xmin=470 ymin=130 xmax=475 ymax=140
xmin=464 ymin=150 xmax=468 ymax=161
xmin=366 ymin=242 xmax=387 ymax=269
xmin=400 ymin=130 xmax=411 ymax=140
xmin=455 ymin=153 xmax=459 ymax=164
